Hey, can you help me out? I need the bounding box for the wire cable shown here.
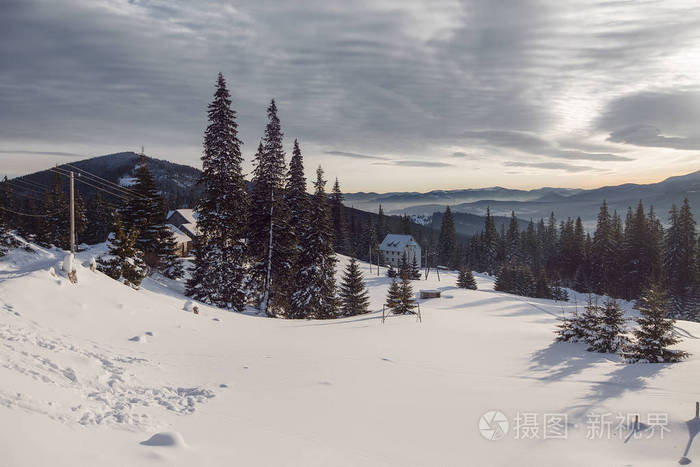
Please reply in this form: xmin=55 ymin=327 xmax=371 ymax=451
xmin=0 ymin=205 xmax=62 ymax=217
xmin=50 ymin=168 xmax=132 ymax=202
xmin=61 ymin=162 xmax=146 ymax=199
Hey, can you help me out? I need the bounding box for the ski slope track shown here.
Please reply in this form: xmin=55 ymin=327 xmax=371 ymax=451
xmin=1 ymin=242 xmax=699 ymax=466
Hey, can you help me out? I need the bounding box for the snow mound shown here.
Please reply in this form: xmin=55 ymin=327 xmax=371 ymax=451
xmin=140 ymin=431 xmax=186 ymax=447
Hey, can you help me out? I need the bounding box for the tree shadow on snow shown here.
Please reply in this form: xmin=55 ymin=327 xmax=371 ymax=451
xmin=528 ymin=341 xmax=612 ymax=382
xmin=581 ymin=362 xmax=668 ymax=405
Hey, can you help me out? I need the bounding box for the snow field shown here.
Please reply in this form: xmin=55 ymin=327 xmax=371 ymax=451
xmin=0 ymin=244 xmax=699 ymax=466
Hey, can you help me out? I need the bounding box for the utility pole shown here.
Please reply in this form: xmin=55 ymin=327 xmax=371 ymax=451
xmin=69 ymin=170 xmax=75 ymax=255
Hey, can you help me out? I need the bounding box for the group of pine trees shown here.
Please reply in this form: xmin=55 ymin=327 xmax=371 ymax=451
xmin=556 ymin=285 xmax=688 ymax=363
xmin=186 ymin=73 xmax=370 ymax=318
xmin=96 ymin=154 xmax=184 ymax=288
xmin=463 ymin=199 xmax=700 ymax=321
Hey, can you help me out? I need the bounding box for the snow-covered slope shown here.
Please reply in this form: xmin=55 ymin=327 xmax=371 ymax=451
xmin=1 ymin=244 xmax=699 ymax=466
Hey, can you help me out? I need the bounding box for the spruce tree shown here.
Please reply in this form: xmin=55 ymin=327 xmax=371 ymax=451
xmin=397 ymin=275 xmax=417 ymax=314
xmin=483 ymin=207 xmax=499 ymax=274
xmin=331 ymin=178 xmax=351 ymax=255
xmin=284 ymin=139 xmax=309 ymax=267
xmin=120 ymin=154 xmax=163 ymax=260
xmin=398 ymin=251 xmax=410 ymax=279
xmin=555 ymin=307 xmax=588 ymax=343
xmin=579 ymin=296 xmax=603 ymax=347
xmin=385 ymin=279 xmax=401 ymax=313
xmin=97 ymin=214 xmax=147 ymax=288
xmin=186 ymin=73 xmax=248 ymax=311
xmin=288 ymin=166 xmax=338 ymax=319
xmin=625 ymin=285 xmax=689 ymax=363
xmin=664 ymin=199 xmax=697 ymax=319
xmin=155 ymin=223 xmax=184 ymax=279
xmin=588 ymin=299 xmax=628 ymax=353
xmin=85 ymin=194 xmax=113 ymax=244
xmin=505 ymin=211 xmax=521 ymax=264
xmin=457 ymin=267 xmax=477 ymax=290
xmin=438 ymin=206 xmax=457 ymax=267
xmin=590 ymin=201 xmax=616 ymax=295
xmin=248 ymin=100 xmax=294 ymax=315
xmin=409 ymin=254 xmax=421 ymax=280
xmin=339 ymin=257 xmax=370 ymax=316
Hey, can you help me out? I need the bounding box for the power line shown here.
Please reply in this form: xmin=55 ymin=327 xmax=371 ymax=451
xmin=3 ymin=180 xmax=46 ymax=198
xmin=50 ymin=168 xmax=132 ymax=202
xmin=0 ymin=205 xmax=62 ymax=218
xmin=9 ymin=177 xmax=47 ymax=191
xmin=61 ymin=162 xmax=146 ymax=199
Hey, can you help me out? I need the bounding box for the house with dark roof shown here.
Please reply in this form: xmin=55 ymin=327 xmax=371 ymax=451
xmin=166 ymin=209 xmax=200 ymax=256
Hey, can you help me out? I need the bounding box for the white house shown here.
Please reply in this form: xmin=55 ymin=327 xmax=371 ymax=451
xmin=379 ymin=234 xmax=421 ymax=268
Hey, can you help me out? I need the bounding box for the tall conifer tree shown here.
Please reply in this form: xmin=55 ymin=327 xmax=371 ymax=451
xmin=289 ymin=166 xmax=338 ymax=319
xmin=186 ymin=73 xmax=248 ymax=310
xmin=248 ymin=100 xmax=294 ymax=315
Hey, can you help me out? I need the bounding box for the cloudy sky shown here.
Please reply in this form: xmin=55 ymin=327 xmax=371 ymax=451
xmin=2 ymin=0 xmax=700 ymax=192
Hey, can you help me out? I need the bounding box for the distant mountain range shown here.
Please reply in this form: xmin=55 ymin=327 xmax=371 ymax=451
xmin=346 ymin=171 xmax=700 ymax=228
xmin=10 ymin=152 xmax=700 ymax=237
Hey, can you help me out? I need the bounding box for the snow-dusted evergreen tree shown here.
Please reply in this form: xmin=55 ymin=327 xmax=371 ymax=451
xmin=386 ymin=264 xmax=397 ymax=278
xmin=398 ymin=251 xmax=410 ymax=279
xmin=396 ymin=275 xmax=417 ymax=314
xmin=155 ymin=223 xmax=183 ymax=279
xmin=120 ymin=154 xmax=163 ymax=261
xmin=339 ymin=257 xmax=370 ymax=316
xmin=97 ymin=214 xmax=147 ymax=288
xmin=625 ymin=285 xmax=689 ymax=363
xmin=409 ymin=254 xmax=421 ymax=280
xmin=284 ymin=139 xmax=309 ymax=267
xmin=579 ymin=296 xmax=603 ymax=346
xmin=556 ymin=296 xmax=600 ymax=344
xmin=331 ymin=178 xmax=351 ymax=255
xmin=588 ymin=299 xmax=628 ymax=353
xmin=457 ymin=267 xmax=477 ymax=290
xmin=555 ymin=307 xmax=587 ymax=343
xmin=248 ymin=100 xmax=293 ymax=316
xmin=288 ymin=166 xmax=338 ymax=319
xmin=385 ymin=279 xmax=401 ymax=312
xmin=186 ymin=73 xmax=248 ymax=310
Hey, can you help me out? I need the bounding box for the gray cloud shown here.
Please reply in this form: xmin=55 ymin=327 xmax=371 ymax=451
xmin=504 ymin=161 xmax=598 ymax=173
xmin=392 ymin=160 xmax=454 ymax=168
xmin=372 ymin=160 xmax=455 ymax=168
xmin=1 ymin=0 xmax=699 ymax=184
xmin=463 ymin=130 xmax=632 ymax=161
xmin=597 ymin=91 xmax=700 ymax=150
xmin=325 ymin=151 xmax=388 ymax=160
